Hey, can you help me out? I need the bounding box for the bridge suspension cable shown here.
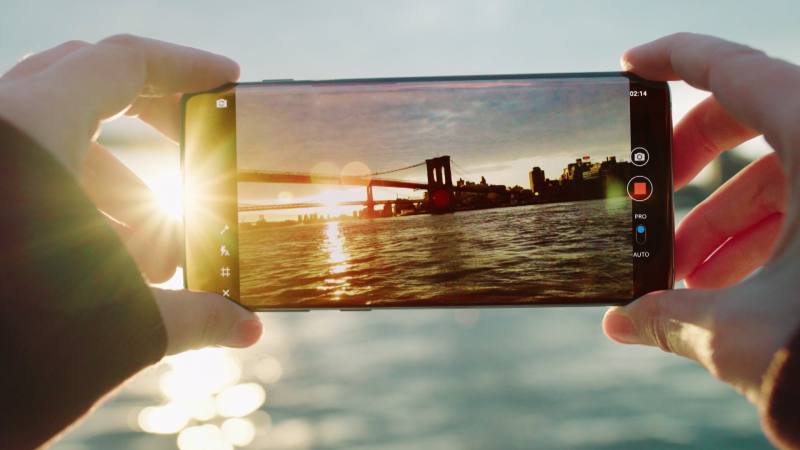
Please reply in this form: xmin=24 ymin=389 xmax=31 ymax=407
xmin=369 ymin=161 xmax=425 ymax=176
xmin=450 ymin=159 xmax=480 ymax=182
xmin=450 ymin=165 xmax=470 ymax=180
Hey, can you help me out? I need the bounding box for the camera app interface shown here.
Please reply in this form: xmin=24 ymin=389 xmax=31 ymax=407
xmin=230 ymin=77 xmax=636 ymax=308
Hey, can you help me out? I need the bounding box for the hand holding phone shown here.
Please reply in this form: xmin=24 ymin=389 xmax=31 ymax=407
xmin=603 ymin=33 xmax=799 ymax=444
xmin=0 ymin=36 xmax=262 ymax=355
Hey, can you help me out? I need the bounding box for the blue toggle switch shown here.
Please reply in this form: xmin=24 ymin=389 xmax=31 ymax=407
xmin=636 ymin=225 xmax=646 ymax=244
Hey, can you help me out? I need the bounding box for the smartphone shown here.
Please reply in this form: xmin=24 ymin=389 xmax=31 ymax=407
xmin=181 ymin=72 xmax=673 ymax=311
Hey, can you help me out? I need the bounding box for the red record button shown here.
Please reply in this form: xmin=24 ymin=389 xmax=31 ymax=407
xmin=627 ymin=176 xmax=653 ymax=201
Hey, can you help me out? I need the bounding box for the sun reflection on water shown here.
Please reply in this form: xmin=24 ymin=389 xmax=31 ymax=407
xmin=130 ymin=343 xmax=286 ymax=448
xmin=317 ymin=221 xmax=351 ymax=298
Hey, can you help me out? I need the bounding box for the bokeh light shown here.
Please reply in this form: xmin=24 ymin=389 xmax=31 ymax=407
xmin=340 ymin=161 xmax=372 ymax=186
xmin=216 ymin=383 xmax=267 ymax=417
xmin=160 ymin=349 xmax=241 ymax=402
xmin=138 ymin=402 xmax=190 ymax=434
xmin=255 ymin=357 xmax=283 ymax=384
xmin=177 ymin=424 xmax=233 ymax=450
xmin=177 ymin=426 xmax=210 ymax=450
xmin=184 ymin=396 xmax=217 ymax=421
xmin=221 ymin=418 xmax=256 ymax=446
xmin=249 ymin=410 xmax=273 ymax=436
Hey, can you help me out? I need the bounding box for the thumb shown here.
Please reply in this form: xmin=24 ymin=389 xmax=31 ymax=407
xmin=151 ymin=288 xmax=263 ymax=356
xmin=603 ymin=289 xmax=717 ymax=363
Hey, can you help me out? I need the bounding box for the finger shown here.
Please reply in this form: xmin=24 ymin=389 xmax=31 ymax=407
xmin=603 ymin=289 xmax=716 ymax=362
xmin=81 ymin=142 xmax=182 ymax=270
xmin=151 ymin=288 xmax=262 ymax=356
xmin=0 ymin=40 xmax=90 ymax=82
xmin=0 ymin=34 xmax=239 ymax=174
xmin=603 ymin=287 xmax=778 ymax=402
xmin=125 ymin=94 xmax=182 ymax=142
xmin=672 ymin=95 xmax=760 ymax=190
xmin=104 ymin=214 xmax=177 ymax=284
xmin=66 ymin=34 xmax=239 ymax=118
xmin=621 ymin=33 xmax=800 ymax=174
xmin=685 ymin=213 xmax=783 ymax=289
xmin=675 ymin=153 xmax=786 ymax=281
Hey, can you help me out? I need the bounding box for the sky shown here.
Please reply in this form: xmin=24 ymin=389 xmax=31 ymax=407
xmin=0 ymin=0 xmax=794 ymax=217
xmin=236 ymin=77 xmax=630 ymax=221
xmin=3 ymin=1 xmax=799 ymax=80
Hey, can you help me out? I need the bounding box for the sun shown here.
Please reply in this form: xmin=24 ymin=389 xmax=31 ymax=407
xmin=145 ymin=174 xmax=184 ymax=219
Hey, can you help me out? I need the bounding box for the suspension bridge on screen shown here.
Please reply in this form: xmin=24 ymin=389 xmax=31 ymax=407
xmin=237 ymin=155 xmax=505 ymax=215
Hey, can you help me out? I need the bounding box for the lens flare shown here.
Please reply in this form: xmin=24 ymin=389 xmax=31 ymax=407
xmin=341 ymin=161 xmax=371 ymax=187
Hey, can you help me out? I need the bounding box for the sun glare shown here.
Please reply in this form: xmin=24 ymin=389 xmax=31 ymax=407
xmin=145 ymin=175 xmax=183 ymax=218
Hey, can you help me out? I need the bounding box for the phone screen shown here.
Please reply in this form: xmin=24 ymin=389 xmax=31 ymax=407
xmin=182 ymin=73 xmax=673 ymax=310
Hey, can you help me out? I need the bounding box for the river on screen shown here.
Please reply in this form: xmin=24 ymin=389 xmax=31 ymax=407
xmin=239 ymin=198 xmax=632 ymax=308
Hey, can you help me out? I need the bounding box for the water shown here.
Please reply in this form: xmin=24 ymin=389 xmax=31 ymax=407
xmin=50 ymin=308 xmax=770 ymax=450
xmin=48 ymin=206 xmax=772 ymax=450
xmin=240 ymin=199 xmax=632 ymax=308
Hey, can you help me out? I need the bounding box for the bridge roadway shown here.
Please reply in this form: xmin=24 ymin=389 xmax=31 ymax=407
xmin=239 ymin=199 xmax=423 ymax=212
xmin=238 ymin=170 xmax=427 ymax=190
xmin=238 ymin=170 xmax=506 ymax=194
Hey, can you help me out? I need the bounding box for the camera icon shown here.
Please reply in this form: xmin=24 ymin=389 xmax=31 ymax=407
xmin=216 ymin=99 xmax=228 ymax=108
xmin=630 ymin=147 xmax=649 ymax=167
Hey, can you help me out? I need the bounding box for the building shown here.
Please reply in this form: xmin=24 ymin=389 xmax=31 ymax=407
xmin=527 ymin=156 xmax=631 ymax=203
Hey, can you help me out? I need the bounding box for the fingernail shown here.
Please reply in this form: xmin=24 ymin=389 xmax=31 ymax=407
xmin=605 ymin=314 xmax=644 ymax=345
xmin=220 ymin=320 xmax=263 ymax=348
xmin=620 ymin=58 xmax=633 ymax=71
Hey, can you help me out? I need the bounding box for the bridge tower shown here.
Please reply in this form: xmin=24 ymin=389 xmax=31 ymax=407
xmin=366 ymin=183 xmax=375 ymax=216
xmin=425 ymin=155 xmax=455 ymax=213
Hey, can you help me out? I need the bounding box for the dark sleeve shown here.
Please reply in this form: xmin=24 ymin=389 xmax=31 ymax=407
xmin=761 ymin=326 xmax=800 ymax=450
xmin=0 ymin=121 xmax=167 ymax=449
